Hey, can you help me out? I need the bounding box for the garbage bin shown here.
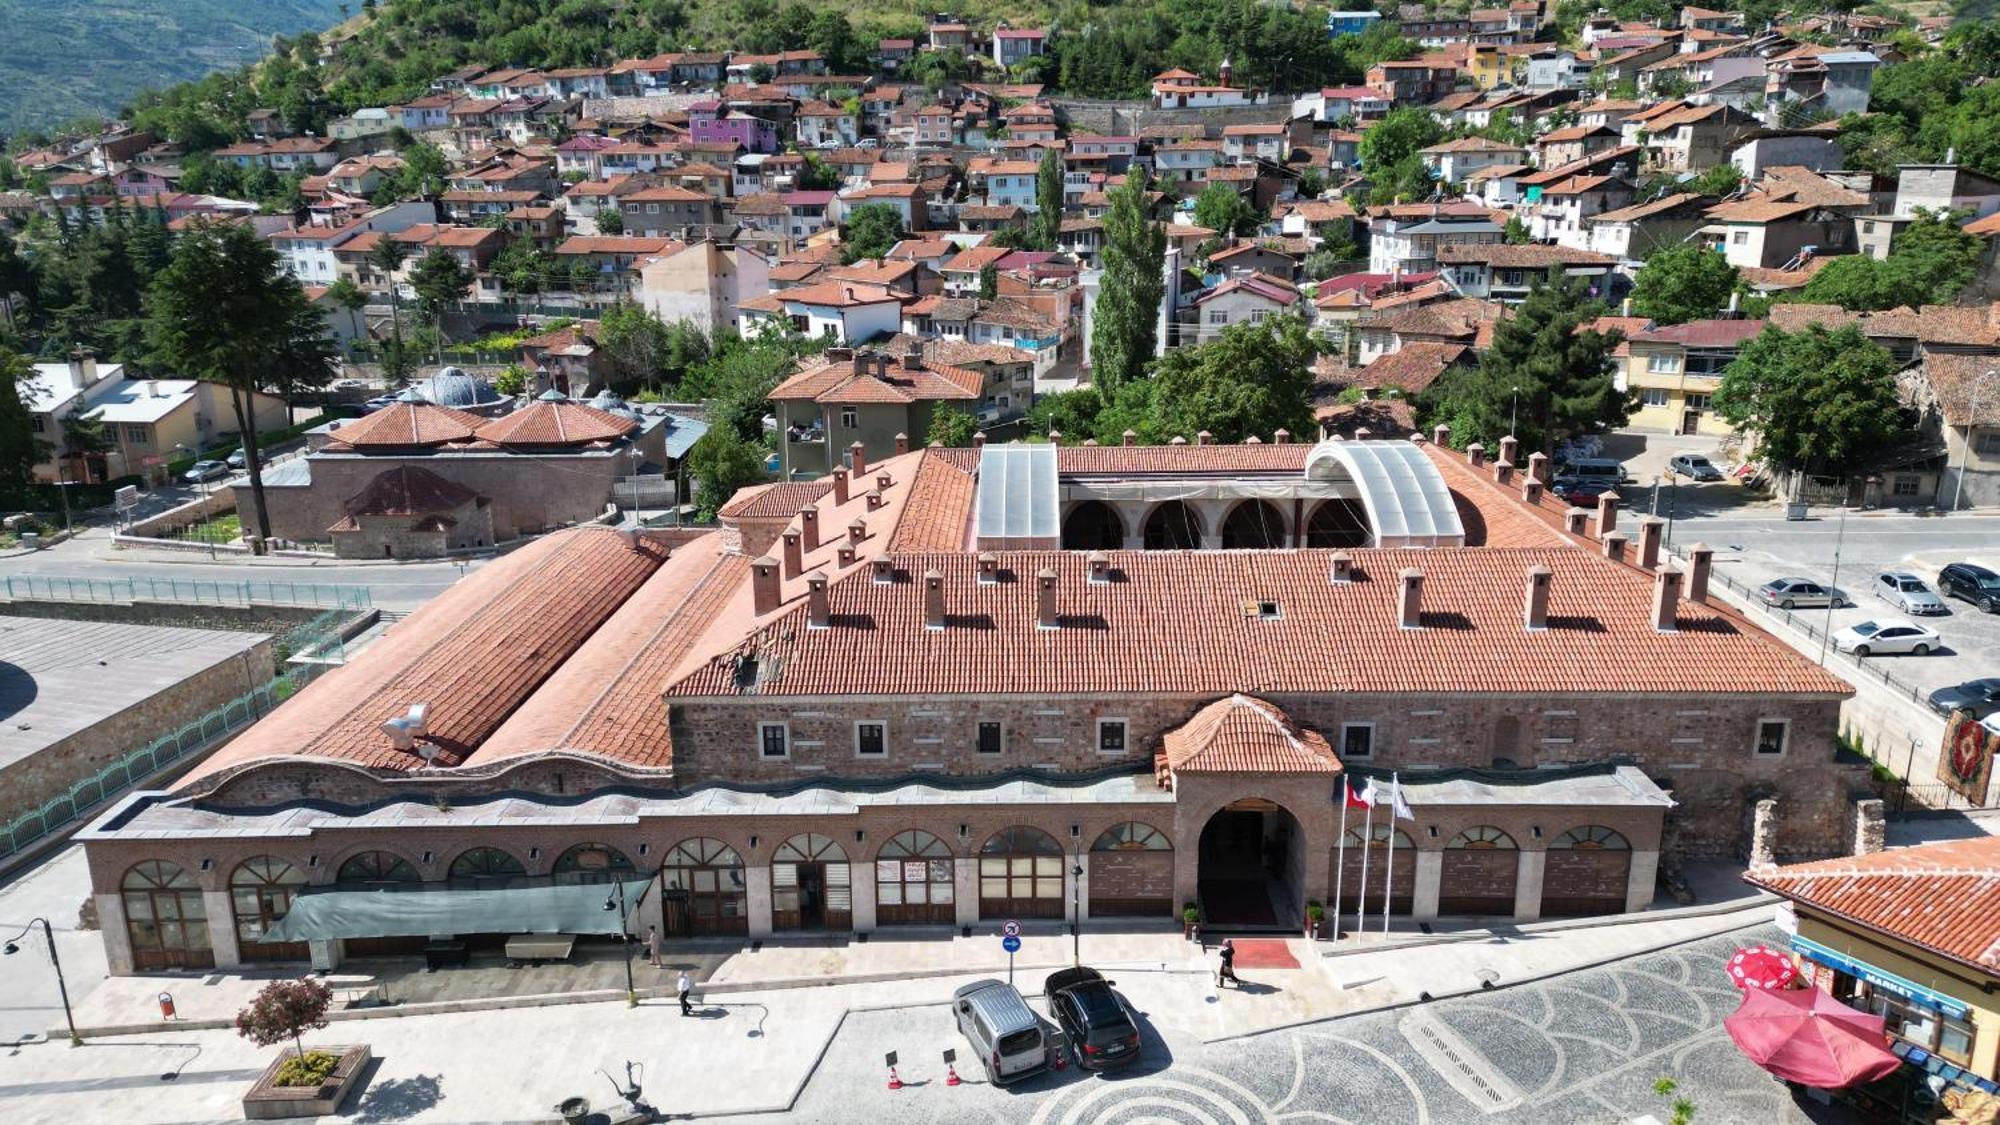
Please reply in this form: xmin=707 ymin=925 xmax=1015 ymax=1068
xmin=1785 ymin=502 xmax=1809 ymax=521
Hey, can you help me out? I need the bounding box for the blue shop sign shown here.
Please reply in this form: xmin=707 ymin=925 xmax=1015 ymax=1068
xmin=1792 ymin=935 xmax=1970 ymax=1020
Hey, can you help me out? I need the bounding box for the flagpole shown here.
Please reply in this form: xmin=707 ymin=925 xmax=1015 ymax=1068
xmin=1381 ymin=774 xmax=1398 ymax=936
xmin=1333 ymin=779 xmax=1350 ymax=942
xmin=1355 ymin=795 xmax=1374 ymax=939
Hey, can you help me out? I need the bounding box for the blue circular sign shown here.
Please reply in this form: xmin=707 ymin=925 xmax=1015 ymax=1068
xmin=1001 ymin=935 xmax=1022 ymax=953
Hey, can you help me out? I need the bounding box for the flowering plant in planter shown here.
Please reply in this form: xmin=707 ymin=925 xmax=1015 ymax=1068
xmin=235 ymin=979 xmax=334 ymax=1078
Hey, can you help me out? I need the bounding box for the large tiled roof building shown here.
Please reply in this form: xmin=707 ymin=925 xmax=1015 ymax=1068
xmin=82 ymin=432 xmax=1865 ymax=972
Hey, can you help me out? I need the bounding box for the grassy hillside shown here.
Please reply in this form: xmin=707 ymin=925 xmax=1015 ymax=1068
xmin=0 ymin=0 xmax=347 ymax=137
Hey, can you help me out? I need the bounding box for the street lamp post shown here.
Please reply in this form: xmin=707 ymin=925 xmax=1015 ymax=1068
xmin=1510 ymin=386 xmax=1521 ymax=438
xmin=1070 ymin=860 xmax=1083 ymax=967
xmin=1817 ymin=505 xmax=1848 ymax=666
xmin=1948 ymin=370 xmax=1995 ymax=513
xmin=603 ymin=882 xmax=638 ymax=1008
xmin=5 ymin=918 xmax=79 ymax=1045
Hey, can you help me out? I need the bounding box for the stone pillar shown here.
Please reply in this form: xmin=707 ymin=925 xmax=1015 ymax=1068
xmin=1851 ymin=799 xmax=1886 ymax=857
xmin=745 ymin=865 xmax=773 ymax=939
xmin=203 ymin=889 xmax=242 ymax=970
xmin=1626 ymin=850 xmax=1660 ymax=913
xmin=1412 ymin=849 xmax=1443 ymax=921
xmin=1749 ymin=798 xmax=1779 ymax=868
xmin=850 ymin=865 xmax=877 ymax=933
xmin=97 ymin=893 xmax=134 ymax=977
xmin=955 ymin=859 xmax=979 ymax=928
xmin=309 ymin=939 xmax=344 ymax=973
xmin=1513 ymin=850 xmax=1545 ymax=922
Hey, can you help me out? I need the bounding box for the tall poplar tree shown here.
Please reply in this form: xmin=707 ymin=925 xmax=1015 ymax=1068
xmin=1090 ymin=167 xmax=1166 ymax=392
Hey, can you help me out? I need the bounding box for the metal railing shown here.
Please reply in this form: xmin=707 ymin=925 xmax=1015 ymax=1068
xmin=2 ymin=575 xmax=371 ymax=610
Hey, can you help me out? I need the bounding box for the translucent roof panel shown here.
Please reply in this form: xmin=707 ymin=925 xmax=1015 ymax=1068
xmin=974 ymin=443 xmax=1058 ymax=542
xmin=1303 ymin=440 xmax=1466 ymax=548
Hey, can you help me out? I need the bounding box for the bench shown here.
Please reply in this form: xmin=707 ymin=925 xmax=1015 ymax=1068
xmin=504 ymin=934 xmax=577 ymax=964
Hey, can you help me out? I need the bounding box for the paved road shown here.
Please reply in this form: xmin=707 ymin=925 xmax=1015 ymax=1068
xmin=717 ymin=927 xmax=1847 ymax=1125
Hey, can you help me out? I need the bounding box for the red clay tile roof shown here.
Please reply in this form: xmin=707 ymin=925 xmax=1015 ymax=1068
xmin=1921 ymin=354 xmax=2000 ymax=428
xmin=1434 ymin=243 xmax=1616 ymax=268
xmin=717 ymin=480 xmax=834 ymax=521
xmin=1162 ymin=694 xmax=1341 ymax=773
xmin=1746 ymin=837 xmax=2000 ymax=976
xmin=325 ymin=402 xmax=487 ymax=448
xmin=475 ymin=401 xmax=637 ymax=446
xmin=342 ymin=465 xmax=482 ymax=517
xmin=1355 ymin=342 xmax=1471 ymax=395
xmin=889 ymin=450 xmax=975 ymax=551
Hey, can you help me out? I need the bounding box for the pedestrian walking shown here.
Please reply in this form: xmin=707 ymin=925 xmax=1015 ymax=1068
xmin=646 ymin=925 xmax=663 ymax=968
xmin=677 ymin=969 xmax=694 ymax=1016
xmin=1217 ymin=939 xmax=1240 ymax=989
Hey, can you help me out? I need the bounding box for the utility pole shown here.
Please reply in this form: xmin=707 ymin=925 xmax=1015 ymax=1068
xmin=1948 ymin=370 xmax=1994 ymax=512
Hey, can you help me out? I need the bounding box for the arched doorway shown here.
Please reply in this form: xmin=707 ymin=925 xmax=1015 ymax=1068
xmin=552 ymin=843 xmax=636 ymax=886
xmin=334 ymin=850 xmax=425 ymax=957
xmin=773 ymin=834 xmax=851 ymax=931
xmin=663 ymin=838 xmax=747 ymax=935
xmin=978 ymin=826 xmax=1065 ymax=919
xmin=1142 ymin=501 xmax=1204 ymax=549
xmin=231 ymin=857 xmax=307 ymax=963
xmin=1305 ymin=499 xmax=1371 ymax=547
xmin=122 ymin=861 xmax=213 ymax=970
xmin=1437 ymin=826 xmax=1518 ymax=916
xmin=1542 ymin=826 xmax=1631 ymax=918
xmin=1088 ymin=822 xmax=1173 ymax=917
xmin=1333 ymin=823 xmax=1415 ymax=917
xmin=875 ymin=830 xmax=955 ymax=925
xmin=1061 ymin=501 xmax=1125 ymax=550
xmin=1220 ymin=500 xmax=1287 ymax=548
xmin=1198 ymin=798 xmax=1304 ymax=928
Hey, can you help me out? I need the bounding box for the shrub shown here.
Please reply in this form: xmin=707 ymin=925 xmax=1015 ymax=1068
xmin=235 ymin=978 xmax=333 ymax=1061
xmin=272 ymin=1050 xmax=340 ymax=1088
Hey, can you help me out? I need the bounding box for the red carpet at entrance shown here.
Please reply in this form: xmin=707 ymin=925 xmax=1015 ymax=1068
xmin=1226 ymin=939 xmax=1300 ymax=970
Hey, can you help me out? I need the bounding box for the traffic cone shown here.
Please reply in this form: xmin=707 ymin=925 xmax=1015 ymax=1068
xmin=945 ymin=1063 xmax=962 ymax=1087
xmin=886 ymin=1065 xmax=903 ymax=1090
xmin=1051 ymin=1048 xmax=1068 ymax=1072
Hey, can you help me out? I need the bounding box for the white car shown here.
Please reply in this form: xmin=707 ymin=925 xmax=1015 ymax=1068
xmin=1833 ymin=619 xmax=1941 ymax=657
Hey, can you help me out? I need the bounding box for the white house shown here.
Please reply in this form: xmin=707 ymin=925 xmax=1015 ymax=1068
xmin=741 ymin=280 xmax=904 ymax=344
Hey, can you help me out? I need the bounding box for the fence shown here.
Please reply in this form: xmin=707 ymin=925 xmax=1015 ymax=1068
xmin=1871 ymin=779 xmax=1983 ymax=814
xmin=2 ymin=575 xmax=371 ymax=610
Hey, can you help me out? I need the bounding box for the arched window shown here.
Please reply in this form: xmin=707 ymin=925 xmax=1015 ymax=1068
xmin=1305 ymin=498 xmax=1371 ymax=547
xmin=231 ymin=857 xmax=306 ymax=962
xmin=1220 ymin=500 xmax=1286 ymax=549
xmin=1437 ymin=825 xmax=1520 ymax=916
xmin=122 ymin=861 xmax=213 ymax=970
xmin=1142 ymin=501 xmax=1204 ymax=549
xmin=1340 ymin=824 xmax=1414 ymax=849
xmin=1447 ymin=826 xmax=1518 ymax=850
xmin=448 ymin=847 xmax=526 ymax=887
xmin=875 ymin=830 xmax=954 ymax=926
xmin=552 ymin=844 xmax=636 ymax=886
xmin=663 ymin=838 xmax=746 ymax=935
xmin=772 ymin=834 xmax=850 ymax=932
xmin=1543 ymin=825 xmax=1634 ymax=918
xmin=979 ymin=826 xmax=1064 ymax=919
xmin=1551 ymin=826 xmax=1629 ymax=850
xmin=1061 ymin=501 xmax=1125 ymax=550
xmin=1090 ymin=822 xmax=1171 ymax=851
xmin=336 ymin=850 xmax=420 ymax=885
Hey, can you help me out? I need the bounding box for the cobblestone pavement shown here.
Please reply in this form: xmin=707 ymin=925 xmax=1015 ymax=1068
xmin=718 ymin=927 xmax=1834 ymax=1125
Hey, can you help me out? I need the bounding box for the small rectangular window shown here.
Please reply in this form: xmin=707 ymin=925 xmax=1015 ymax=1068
xmin=1097 ymin=719 xmax=1128 ymax=754
xmin=841 ymin=406 xmax=858 ymax=429
xmin=977 ymin=721 xmax=1004 ymax=755
xmin=1341 ymin=722 xmax=1374 ymax=759
xmin=1755 ymin=720 xmax=1788 ymax=756
xmin=1892 ymin=475 xmax=1919 ymax=497
xmin=855 ymin=721 xmax=886 ymax=757
xmin=1640 ymin=387 xmax=1670 ymax=407
xmin=758 ymin=721 xmax=790 ymax=759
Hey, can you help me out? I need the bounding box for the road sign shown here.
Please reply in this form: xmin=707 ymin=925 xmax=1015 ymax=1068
xmin=1001 ymin=934 xmax=1022 ymax=953
xmin=1002 ymin=920 xmax=1021 ymax=937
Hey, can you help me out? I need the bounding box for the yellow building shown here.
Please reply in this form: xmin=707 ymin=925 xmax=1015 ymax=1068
xmin=1749 ymin=836 xmax=2000 ymax=1116
xmin=1467 ymin=45 xmax=1512 ymax=91
xmin=1620 ymin=318 xmax=1764 ymax=437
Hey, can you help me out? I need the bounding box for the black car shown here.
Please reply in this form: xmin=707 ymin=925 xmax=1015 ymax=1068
xmin=1927 ymin=677 xmax=2000 ymax=719
xmin=1044 ymin=967 xmax=1141 ymax=1071
xmin=1939 ymin=563 xmax=2000 ymax=613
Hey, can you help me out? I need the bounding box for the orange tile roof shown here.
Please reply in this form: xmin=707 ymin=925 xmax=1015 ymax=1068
xmin=325 ymin=402 xmax=486 ymax=448
xmin=888 ymin=451 xmax=975 ymax=551
xmin=476 ymin=401 xmax=637 ymax=446
xmin=1746 ymin=837 xmax=2000 ymax=976
xmin=718 ymin=480 xmax=834 ymax=521
xmin=1162 ymin=694 xmax=1341 ymax=774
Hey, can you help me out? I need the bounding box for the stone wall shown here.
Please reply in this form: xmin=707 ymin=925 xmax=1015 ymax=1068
xmin=0 ymin=598 xmax=331 ymax=637
xmin=262 ymin=452 xmax=629 ymax=543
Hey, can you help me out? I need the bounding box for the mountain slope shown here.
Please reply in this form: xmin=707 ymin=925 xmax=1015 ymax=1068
xmin=0 ymin=0 xmax=348 ymax=136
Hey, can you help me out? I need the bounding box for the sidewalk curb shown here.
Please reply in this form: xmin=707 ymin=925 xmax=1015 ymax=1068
xmin=1313 ymin=890 xmax=1777 ymax=959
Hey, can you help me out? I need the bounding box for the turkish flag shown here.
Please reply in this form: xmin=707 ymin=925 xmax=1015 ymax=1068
xmin=1341 ymin=778 xmax=1372 ymax=809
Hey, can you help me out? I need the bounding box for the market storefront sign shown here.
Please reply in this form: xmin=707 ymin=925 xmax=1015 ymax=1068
xmin=1792 ymin=935 xmax=1970 ymax=1020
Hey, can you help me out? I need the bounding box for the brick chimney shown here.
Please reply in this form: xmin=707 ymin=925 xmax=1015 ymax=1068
xmin=1196 ymin=430 xmax=1213 ymax=446
xmin=831 ymin=467 xmax=850 ymax=505
xmin=1652 ymin=565 xmax=1682 ymax=632
xmin=1169 ymin=435 xmax=1188 ymax=446
xmin=1048 ymin=429 xmax=1063 ymax=443
xmin=806 ymin=572 xmax=830 ymax=628
xmin=1274 ymin=428 xmax=1291 ymax=444
xmin=848 ymin=519 xmax=866 ymax=547
xmin=837 ymin=543 xmax=857 ymax=567
xmin=923 ymin=569 xmax=945 ymax=629
xmin=1244 ymin=435 xmax=1262 ymax=445
xmin=866 ymin=489 xmax=884 ymax=511
xmin=1354 ymin=428 xmax=1372 ymax=441
xmin=876 ymin=472 xmax=892 ymax=492
xmin=1082 ymin=438 xmax=1098 ymax=446
xmin=902 ymin=343 xmax=925 ymax=371
xmin=1527 ymin=451 xmax=1550 ymax=484
xmin=1686 ymin=542 xmax=1714 ymax=604
xmin=1637 ymin=517 xmax=1664 ymax=570
xmin=1086 ymin=550 xmax=1110 ymax=584
xmin=1564 ymin=509 xmax=1587 ymax=535
xmin=1123 ymin=430 xmax=1138 ymax=446
xmin=1523 ymin=477 xmax=1544 ymax=505
xmin=849 ymin=351 xmax=868 ymax=375
xmin=1524 ymin=565 xmax=1552 ymax=631
xmin=894 ymin=432 xmax=910 ymax=456
xmin=1467 ymin=442 xmax=1486 ymax=468
xmin=1330 ymin=551 xmax=1354 ymax=584
xmin=781 ymin=529 xmax=803 ymax=579
xmin=870 ymin=555 xmax=893 ymax=583
xmin=800 ymin=505 xmax=820 ymax=550
xmin=1594 ymin=492 xmax=1619 ymax=539
xmin=849 ymin=442 xmax=867 ymax=477
xmin=1602 ymin=531 xmax=1628 ymax=562
xmin=1035 ymin=567 xmax=1060 ymax=629
xmin=751 ymin=556 xmax=781 ymax=615
xmin=1494 ymin=461 xmax=1514 ymax=486
xmin=1432 ymin=423 xmax=1450 ymax=447
xmin=1499 ymin=435 xmax=1518 ymax=465
xmin=972 ymin=431 xmax=987 ymax=449
xmin=977 ymin=551 xmax=999 ymax=584
xmin=1398 ymin=568 xmax=1424 ymax=629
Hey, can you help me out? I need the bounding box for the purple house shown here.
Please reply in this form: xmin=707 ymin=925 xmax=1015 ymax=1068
xmin=689 ymin=101 xmax=778 ymax=154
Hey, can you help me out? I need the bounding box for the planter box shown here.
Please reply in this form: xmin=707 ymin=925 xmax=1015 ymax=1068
xmin=243 ymin=1044 xmax=371 ymax=1120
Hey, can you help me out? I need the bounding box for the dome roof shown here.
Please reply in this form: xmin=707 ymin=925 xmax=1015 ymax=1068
xmin=418 ymin=366 xmax=504 ymax=408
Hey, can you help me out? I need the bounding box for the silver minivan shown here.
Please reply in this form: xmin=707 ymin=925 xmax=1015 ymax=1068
xmin=952 ymin=979 xmax=1047 ymax=1085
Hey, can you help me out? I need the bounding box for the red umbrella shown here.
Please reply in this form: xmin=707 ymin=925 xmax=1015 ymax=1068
xmin=1724 ymin=986 xmax=1904 ymax=1089
xmin=1725 ymin=945 xmax=1798 ymax=990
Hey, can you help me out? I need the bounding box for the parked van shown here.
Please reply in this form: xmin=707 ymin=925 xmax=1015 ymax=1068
xmin=1555 ymin=457 xmax=1627 ymax=485
xmin=952 ymin=979 xmax=1047 ymax=1085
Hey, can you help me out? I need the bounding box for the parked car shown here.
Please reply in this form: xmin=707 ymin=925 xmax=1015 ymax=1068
xmin=1551 ymin=476 xmax=1619 ymax=506
xmin=1044 ymin=967 xmax=1142 ymax=1072
xmin=1757 ymin=578 xmax=1849 ymax=610
xmin=1667 ymin=453 xmax=1724 ymax=481
xmin=1832 ymin=620 xmax=1940 ymax=656
xmin=1927 ymin=678 xmax=2000 ymax=719
xmin=181 ymin=460 xmax=230 ymax=483
xmin=226 ymin=448 xmax=248 ymax=470
xmin=361 ymin=395 xmax=399 ymax=413
xmin=951 ymin=979 xmax=1047 ymax=1085
xmin=1873 ymin=571 xmax=1947 ymax=616
xmin=1939 ymin=563 xmax=2000 ymax=613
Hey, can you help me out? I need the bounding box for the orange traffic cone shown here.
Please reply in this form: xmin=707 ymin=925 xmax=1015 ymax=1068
xmin=887 ymin=1065 xmax=903 ymax=1090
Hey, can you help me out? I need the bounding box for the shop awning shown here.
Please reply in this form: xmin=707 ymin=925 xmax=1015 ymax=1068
xmin=259 ymin=878 xmax=653 ymax=943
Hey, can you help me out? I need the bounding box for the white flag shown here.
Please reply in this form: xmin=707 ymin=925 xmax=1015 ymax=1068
xmin=1357 ymin=779 xmax=1380 ymax=808
xmin=1390 ymin=775 xmax=1414 ymax=821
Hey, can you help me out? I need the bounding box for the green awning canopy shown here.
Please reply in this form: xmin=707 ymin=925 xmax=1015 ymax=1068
xmin=259 ymin=879 xmax=653 ymax=943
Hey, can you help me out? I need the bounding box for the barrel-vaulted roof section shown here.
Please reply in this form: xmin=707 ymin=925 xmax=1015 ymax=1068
xmin=1305 ymin=440 xmax=1466 ymax=547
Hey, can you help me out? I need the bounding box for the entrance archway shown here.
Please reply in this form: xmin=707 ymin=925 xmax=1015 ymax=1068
xmin=122 ymin=861 xmax=214 ymax=971
xmin=1437 ymin=826 xmax=1517 ymax=916
xmin=231 ymin=857 xmax=307 ymax=963
xmin=1221 ymin=500 xmax=1287 ymax=548
xmin=1305 ymin=499 xmax=1371 ymax=547
xmin=773 ymin=833 xmax=851 ymax=931
xmin=1142 ymin=501 xmax=1204 ymax=549
xmin=978 ymin=826 xmax=1064 ymax=920
xmin=1061 ymin=501 xmax=1125 ymax=550
xmin=1197 ymin=798 xmax=1305 ymax=928
xmin=1542 ymin=826 xmax=1631 ymax=917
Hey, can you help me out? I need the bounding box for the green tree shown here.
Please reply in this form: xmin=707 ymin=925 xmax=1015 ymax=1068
xmin=841 ymin=203 xmax=904 ymax=263
xmin=1193 ymin=183 xmax=1259 ymax=238
xmin=595 ymin=207 xmax=625 ymax=235
xmin=1358 ymin=107 xmax=1444 ymax=177
xmin=1091 ymin=167 xmax=1167 ymax=392
xmin=1024 ymin=387 xmax=1105 ymax=441
xmin=1296 ymin=167 xmax=1326 ymax=199
xmin=369 ymin=235 xmax=410 ymax=352
xmin=1421 ymin=272 xmax=1626 ymax=453
xmin=927 ymin=402 xmax=977 ymax=446
xmin=59 ymin=402 xmax=110 ymax=479
xmin=1799 ymin=213 xmax=1984 ymax=310
xmin=407 ymin=247 xmax=472 ymax=354
xmin=1032 ymin=148 xmax=1064 ymax=250
xmin=1712 ymin=324 xmax=1904 ymax=487
xmin=1631 ymin=244 xmax=1740 ymax=325
xmin=0 ymin=348 xmax=50 ymax=487
xmin=686 ymin=424 xmax=767 ymax=520
xmin=1149 ymin=317 xmax=1318 ymax=443
xmin=1687 ymin=162 xmax=1742 ymax=197
xmin=1502 ymin=215 xmax=1531 ymax=245
xmin=598 ymin=300 xmax=672 ymax=393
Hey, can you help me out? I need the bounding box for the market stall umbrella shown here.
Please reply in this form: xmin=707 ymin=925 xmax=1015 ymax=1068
xmin=1724 ymin=986 xmax=1904 ymax=1089
xmin=1725 ymin=945 xmax=1799 ymax=990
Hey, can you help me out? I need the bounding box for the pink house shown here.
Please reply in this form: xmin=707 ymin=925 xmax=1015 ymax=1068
xmin=688 ymin=101 xmax=778 ymax=154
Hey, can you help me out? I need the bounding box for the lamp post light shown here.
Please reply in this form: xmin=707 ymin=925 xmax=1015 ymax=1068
xmin=4 ymin=918 xmax=79 ymax=1045
xmin=1510 ymin=386 xmax=1521 ymax=439
xmin=1948 ymin=369 xmax=1996 ymax=513
xmin=603 ymin=882 xmax=637 ymax=1008
xmin=1070 ymin=860 xmax=1084 ymax=967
